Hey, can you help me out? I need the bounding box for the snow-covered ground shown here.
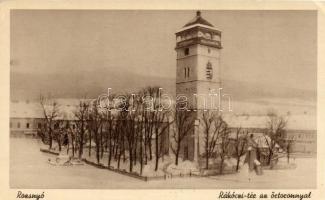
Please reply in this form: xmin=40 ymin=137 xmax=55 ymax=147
xmin=10 ymin=137 xmax=316 ymax=189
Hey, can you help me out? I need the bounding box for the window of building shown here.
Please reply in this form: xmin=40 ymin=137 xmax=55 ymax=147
xmin=17 ymin=122 xmax=20 ymax=128
xmin=208 ymin=48 xmax=211 ymax=53
xmin=26 ymin=123 xmax=30 ymax=129
xmin=38 ymin=123 xmax=41 ymax=129
xmin=184 ymin=48 xmax=189 ymax=56
xmin=206 ymin=62 xmax=213 ymax=80
xmin=10 ymin=122 xmax=12 ymax=128
xmin=184 ymin=67 xmax=190 ymax=78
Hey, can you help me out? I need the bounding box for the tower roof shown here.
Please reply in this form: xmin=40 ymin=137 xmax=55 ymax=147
xmin=183 ymin=11 xmax=214 ymax=28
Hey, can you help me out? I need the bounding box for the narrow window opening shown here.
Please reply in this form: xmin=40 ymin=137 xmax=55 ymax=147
xmin=184 ymin=48 xmax=189 ymax=56
xmin=206 ymin=62 xmax=213 ymax=80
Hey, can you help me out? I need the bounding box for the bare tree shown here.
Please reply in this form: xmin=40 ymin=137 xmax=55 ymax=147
xmin=121 ymin=94 xmax=137 ymax=172
xmin=39 ymin=94 xmax=60 ymax=150
xmin=107 ymin=113 xmax=115 ymax=167
xmin=53 ymin=120 xmax=66 ymax=152
xmin=233 ymin=127 xmax=248 ymax=171
xmin=66 ymin=121 xmax=76 ymax=157
xmin=145 ymin=87 xmax=172 ymax=171
xmin=201 ymin=110 xmax=222 ymax=169
xmin=74 ymin=100 xmax=90 ymax=159
xmin=171 ymin=110 xmax=195 ymax=165
xmin=88 ymin=101 xmax=104 ymax=164
xmin=153 ymin=110 xmax=171 ymax=171
xmin=139 ymin=86 xmax=161 ymax=162
xmin=265 ymin=111 xmax=287 ymax=166
xmin=217 ymin=121 xmax=230 ymax=174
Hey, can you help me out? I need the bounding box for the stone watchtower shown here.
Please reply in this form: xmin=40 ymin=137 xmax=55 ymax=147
xmin=175 ymin=11 xmax=222 ymax=163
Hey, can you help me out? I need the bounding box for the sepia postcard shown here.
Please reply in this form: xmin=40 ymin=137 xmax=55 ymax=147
xmin=0 ymin=1 xmax=325 ymax=200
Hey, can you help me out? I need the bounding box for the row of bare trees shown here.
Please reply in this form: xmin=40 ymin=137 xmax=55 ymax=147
xmin=39 ymin=90 xmax=289 ymax=175
xmin=39 ymin=87 xmax=173 ymax=174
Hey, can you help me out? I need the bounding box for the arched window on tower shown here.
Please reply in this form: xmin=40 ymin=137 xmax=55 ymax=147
xmin=206 ymin=62 xmax=213 ymax=80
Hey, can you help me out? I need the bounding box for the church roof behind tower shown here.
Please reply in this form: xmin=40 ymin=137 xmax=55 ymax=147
xmin=183 ymin=11 xmax=214 ymax=28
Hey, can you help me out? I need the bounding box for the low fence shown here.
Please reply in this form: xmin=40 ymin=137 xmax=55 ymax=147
xmin=82 ymin=158 xmax=150 ymax=181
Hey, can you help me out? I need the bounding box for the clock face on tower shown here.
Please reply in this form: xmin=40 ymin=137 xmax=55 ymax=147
xmin=206 ymin=62 xmax=213 ymax=80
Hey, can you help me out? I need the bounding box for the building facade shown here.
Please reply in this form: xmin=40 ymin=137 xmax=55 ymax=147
xmin=10 ymin=101 xmax=45 ymax=137
xmin=175 ymin=11 xmax=223 ymax=164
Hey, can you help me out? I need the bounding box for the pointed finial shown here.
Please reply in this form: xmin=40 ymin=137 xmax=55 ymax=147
xmin=196 ymin=10 xmax=201 ymax=17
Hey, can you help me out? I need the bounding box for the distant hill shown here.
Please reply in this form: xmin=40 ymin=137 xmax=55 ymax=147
xmin=11 ymin=71 xmax=316 ymax=105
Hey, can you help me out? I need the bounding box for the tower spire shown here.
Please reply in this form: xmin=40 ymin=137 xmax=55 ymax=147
xmin=183 ymin=10 xmax=214 ymax=27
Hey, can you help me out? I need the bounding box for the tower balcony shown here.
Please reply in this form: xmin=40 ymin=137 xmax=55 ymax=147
xmin=175 ymin=37 xmax=222 ymax=50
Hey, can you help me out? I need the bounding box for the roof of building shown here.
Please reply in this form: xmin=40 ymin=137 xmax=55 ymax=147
xmin=224 ymin=113 xmax=316 ymax=131
xmin=183 ymin=11 xmax=214 ymax=28
xmin=10 ymin=101 xmax=43 ymax=118
xmin=10 ymin=99 xmax=93 ymax=120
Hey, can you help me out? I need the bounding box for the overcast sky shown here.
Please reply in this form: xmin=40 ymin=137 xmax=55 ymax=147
xmin=10 ymin=10 xmax=317 ymax=101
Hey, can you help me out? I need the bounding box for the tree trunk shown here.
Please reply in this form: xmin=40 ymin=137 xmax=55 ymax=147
xmin=117 ymin=147 xmax=122 ymax=169
xmin=149 ymin=139 xmax=152 ymax=160
xmin=66 ymin=140 xmax=69 ymax=155
xmin=95 ymin=131 xmax=100 ymax=164
xmin=134 ymin=137 xmax=137 ymax=166
xmin=206 ymin=149 xmax=209 ymax=169
xmin=114 ymin=141 xmax=118 ymax=160
xmin=205 ymin=131 xmax=209 ymax=169
xmin=236 ymin=156 xmax=240 ymax=171
xmin=129 ymin=149 xmax=133 ymax=172
xmin=140 ymin=136 xmax=143 ymax=175
xmin=58 ymin=134 xmax=62 ymax=152
xmin=48 ymin=129 xmax=53 ymax=149
xmin=175 ymin=145 xmax=180 ymax=166
xmin=71 ymin=136 xmax=75 ymax=157
xmin=88 ymin=131 xmax=92 ymax=157
xmin=100 ymin=128 xmax=104 ymax=159
xmin=122 ymin=142 xmax=126 ymax=163
xmin=78 ymin=128 xmax=84 ymax=159
xmin=155 ymin=133 xmax=159 ymax=171
xmin=268 ymin=149 xmax=273 ymax=166
xmin=108 ymin=132 xmax=112 ymax=166
xmin=144 ymin=136 xmax=148 ymax=164
xmin=287 ymin=143 xmax=290 ymax=164
xmin=219 ymin=156 xmax=225 ymax=174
